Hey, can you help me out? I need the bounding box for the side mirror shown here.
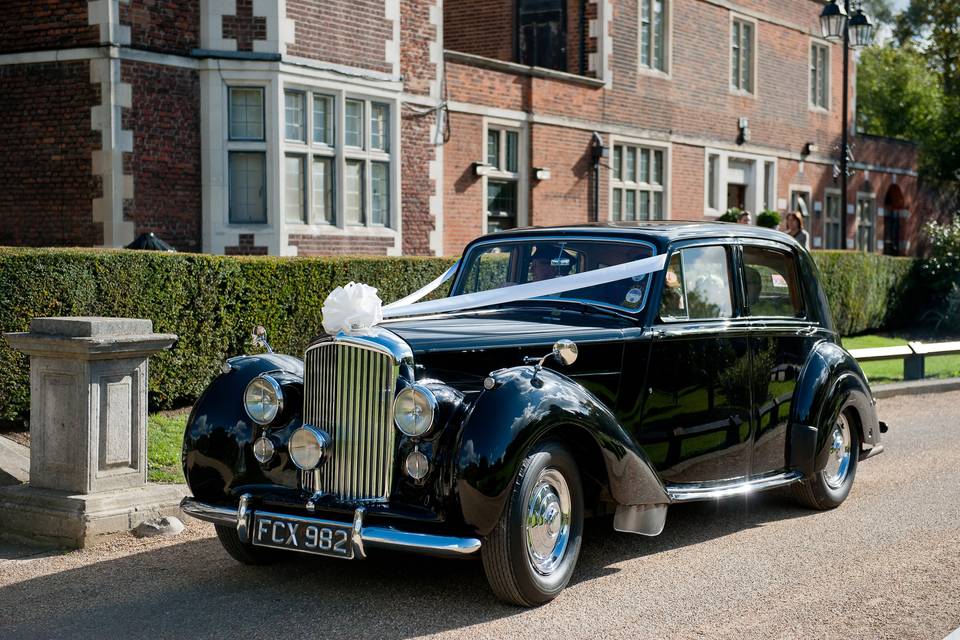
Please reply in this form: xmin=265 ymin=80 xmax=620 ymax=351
xmin=552 ymin=339 xmax=578 ymax=366
xmin=252 ymin=325 xmax=273 ymax=354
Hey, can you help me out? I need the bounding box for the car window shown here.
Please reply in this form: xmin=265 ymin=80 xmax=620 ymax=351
xmin=454 ymin=239 xmax=656 ymax=311
xmin=659 ymin=246 xmax=733 ymax=321
xmin=742 ymin=246 xmax=804 ymax=318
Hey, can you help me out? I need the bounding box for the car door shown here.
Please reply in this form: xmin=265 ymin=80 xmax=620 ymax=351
xmin=630 ymin=242 xmax=754 ymax=484
xmin=740 ymin=242 xmax=817 ymax=477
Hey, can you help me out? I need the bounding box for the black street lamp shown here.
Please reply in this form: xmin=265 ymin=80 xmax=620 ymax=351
xmin=820 ymin=0 xmax=874 ymax=248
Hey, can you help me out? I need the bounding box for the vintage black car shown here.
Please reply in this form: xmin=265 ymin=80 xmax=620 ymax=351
xmin=181 ymin=222 xmax=885 ymax=607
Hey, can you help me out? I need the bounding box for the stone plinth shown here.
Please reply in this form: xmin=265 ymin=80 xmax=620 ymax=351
xmin=0 ymin=317 xmax=182 ymax=547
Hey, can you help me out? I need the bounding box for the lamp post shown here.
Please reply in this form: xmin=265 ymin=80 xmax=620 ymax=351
xmin=820 ymin=0 xmax=874 ymax=248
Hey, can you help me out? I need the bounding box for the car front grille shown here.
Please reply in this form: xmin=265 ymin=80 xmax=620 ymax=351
xmin=301 ymin=340 xmax=398 ymax=502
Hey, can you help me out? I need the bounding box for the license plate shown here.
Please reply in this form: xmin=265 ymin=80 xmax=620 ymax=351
xmin=251 ymin=511 xmax=354 ymax=559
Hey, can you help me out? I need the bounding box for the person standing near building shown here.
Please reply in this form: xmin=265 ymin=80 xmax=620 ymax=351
xmin=785 ymin=209 xmax=809 ymax=248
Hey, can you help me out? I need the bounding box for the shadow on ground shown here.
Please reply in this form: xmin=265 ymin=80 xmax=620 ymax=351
xmin=0 ymin=493 xmax=815 ymax=640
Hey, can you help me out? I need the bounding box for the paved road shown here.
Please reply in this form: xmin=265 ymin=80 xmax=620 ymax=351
xmin=1 ymin=392 xmax=959 ymax=640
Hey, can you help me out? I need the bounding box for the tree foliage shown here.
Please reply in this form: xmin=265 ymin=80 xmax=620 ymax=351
xmin=857 ymin=45 xmax=943 ymax=141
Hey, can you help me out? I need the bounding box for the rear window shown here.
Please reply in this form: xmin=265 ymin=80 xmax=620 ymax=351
xmin=742 ymin=246 xmax=804 ymax=318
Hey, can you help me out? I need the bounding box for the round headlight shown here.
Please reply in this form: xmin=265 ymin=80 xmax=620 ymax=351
xmin=405 ymin=449 xmax=430 ymax=481
xmin=244 ymin=375 xmax=283 ymax=425
xmin=252 ymin=436 xmax=275 ymax=463
xmin=289 ymin=426 xmax=329 ymax=470
xmin=393 ymin=385 xmax=437 ymax=437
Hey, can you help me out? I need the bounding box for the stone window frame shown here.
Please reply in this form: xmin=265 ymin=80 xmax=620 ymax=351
xmin=729 ymin=13 xmax=758 ymax=97
xmin=809 ymin=39 xmax=831 ymax=112
xmin=702 ymin=148 xmax=778 ymax=219
xmin=638 ymin=0 xmax=672 ymax=78
xmin=226 ymin=85 xmax=270 ymax=226
xmin=481 ymin=117 xmax=529 ymax=234
xmin=281 ymin=82 xmax=399 ymax=231
xmin=823 ymin=188 xmax=843 ymax=250
xmin=610 ymin=137 xmax=671 ymax=222
xmin=856 ymin=190 xmax=878 ymax=252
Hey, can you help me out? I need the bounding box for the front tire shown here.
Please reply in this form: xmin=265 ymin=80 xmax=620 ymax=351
xmin=214 ymin=524 xmax=281 ymax=565
xmin=481 ymin=441 xmax=584 ymax=607
xmin=794 ymin=409 xmax=859 ymax=510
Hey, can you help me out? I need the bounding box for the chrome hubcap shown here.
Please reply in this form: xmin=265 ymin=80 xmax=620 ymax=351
xmin=823 ymin=414 xmax=852 ymax=489
xmin=525 ymin=468 xmax=571 ymax=576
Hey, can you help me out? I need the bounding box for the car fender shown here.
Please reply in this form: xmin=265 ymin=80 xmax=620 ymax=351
xmin=789 ymin=340 xmax=880 ymax=476
xmin=182 ymin=353 xmax=304 ymax=503
xmin=455 ymin=366 xmax=668 ymax=536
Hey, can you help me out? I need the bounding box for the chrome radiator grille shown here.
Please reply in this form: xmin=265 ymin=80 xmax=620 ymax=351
xmin=301 ymin=341 xmax=397 ymax=502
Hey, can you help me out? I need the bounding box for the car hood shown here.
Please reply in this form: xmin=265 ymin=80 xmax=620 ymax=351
xmin=381 ymin=306 xmax=634 ymax=354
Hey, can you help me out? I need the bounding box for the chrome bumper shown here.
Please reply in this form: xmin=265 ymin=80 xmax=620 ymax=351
xmin=180 ymin=496 xmax=481 ymax=559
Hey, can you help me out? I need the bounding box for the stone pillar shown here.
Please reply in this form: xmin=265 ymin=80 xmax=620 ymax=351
xmin=0 ymin=317 xmax=186 ymax=547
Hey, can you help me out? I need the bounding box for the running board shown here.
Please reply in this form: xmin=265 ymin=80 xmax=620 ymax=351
xmin=666 ymin=471 xmax=804 ymax=503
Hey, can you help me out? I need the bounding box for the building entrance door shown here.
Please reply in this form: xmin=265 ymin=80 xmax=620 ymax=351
xmin=727 ymin=183 xmax=747 ymax=211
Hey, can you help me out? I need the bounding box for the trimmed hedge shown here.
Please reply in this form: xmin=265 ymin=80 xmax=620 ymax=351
xmin=0 ymin=248 xmax=454 ymax=424
xmin=0 ymin=247 xmax=920 ymax=425
xmin=811 ymin=251 xmax=920 ymax=337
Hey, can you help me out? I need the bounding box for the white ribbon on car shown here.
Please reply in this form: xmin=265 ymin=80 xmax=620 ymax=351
xmin=320 ymin=253 xmax=668 ymax=333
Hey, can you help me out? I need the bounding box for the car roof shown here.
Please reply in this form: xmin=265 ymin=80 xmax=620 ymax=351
xmin=469 ymin=221 xmax=803 ymax=251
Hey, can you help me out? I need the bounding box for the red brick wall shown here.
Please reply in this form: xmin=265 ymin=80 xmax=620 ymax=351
xmin=401 ymin=112 xmax=437 ymax=255
xmin=0 ymin=62 xmax=102 ymax=246
xmin=289 ymin=234 xmax=395 ymax=256
xmin=670 ymin=144 xmax=706 ymax=220
xmin=226 ymin=233 xmax=269 ymax=255
xmin=287 ymin=0 xmax=392 ymax=73
xmin=443 ymin=112 xmax=485 ymax=255
xmin=121 ymin=61 xmax=202 ymax=252
xmin=121 ymin=0 xmax=200 ymax=55
xmin=222 ymin=0 xmax=266 ymax=53
xmin=0 ymin=1 xmax=97 ymax=53
xmin=445 ymin=0 xmax=513 ymax=62
xmin=529 ymin=124 xmax=596 ymax=226
xmin=401 ymin=0 xmax=438 ymax=97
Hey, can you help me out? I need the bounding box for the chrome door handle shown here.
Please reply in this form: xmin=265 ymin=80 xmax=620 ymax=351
xmin=797 ymin=326 xmax=818 ymax=337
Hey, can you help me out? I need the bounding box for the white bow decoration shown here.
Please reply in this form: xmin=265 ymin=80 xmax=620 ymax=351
xmin=321 ymin=282 xmax=384 ymax=334
xmin=320 ymin=253 xmax=667 ymax=334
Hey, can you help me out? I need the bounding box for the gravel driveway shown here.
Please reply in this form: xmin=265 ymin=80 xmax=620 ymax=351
xmin=1 ymin=391 xmax=959 ymax=640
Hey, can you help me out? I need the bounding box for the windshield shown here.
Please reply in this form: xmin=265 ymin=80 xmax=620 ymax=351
xmin=452 ymin=238 xmax=657 ymax=312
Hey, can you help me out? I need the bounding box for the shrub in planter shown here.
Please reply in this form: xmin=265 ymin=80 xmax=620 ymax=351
xmin=755 ymin=210 xmax=781 ymax=229
xmin=718 ymin=208 xmax=743 ymax=223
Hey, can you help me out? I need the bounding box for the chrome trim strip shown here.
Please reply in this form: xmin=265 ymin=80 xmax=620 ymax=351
xmin=237 ymin=493 xmax=252 ymax=542
xmin=180 ymin=498 xmax=481 ymax=558
xmin=180 ymin=497 xmax=236 ymax=526
xmin=666 ymin=471 xmax=804 ymax=503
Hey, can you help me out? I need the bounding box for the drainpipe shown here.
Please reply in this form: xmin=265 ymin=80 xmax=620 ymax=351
xmin=591 ymin=132 xmax=608 ymax=223
xmin=579 ymin=0 xmax=587 ymax=76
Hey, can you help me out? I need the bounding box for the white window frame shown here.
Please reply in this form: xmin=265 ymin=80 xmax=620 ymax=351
xmin=856 ymin=191 xmax=877 ymax=252
xmin=281 ymin=83 xmax=399 ymax=231
xmin=481 ymin=118 xmax=528 ymax=234
xmin=824 ymin=188 xmax=843 ymax=250
xmin=703 ymin=148 xmax=776 ymax=219
xmin=809 ymin=39 xmax=831 ymax=112
xmin=226 ymin=84 xmax=270 ymax=227
xmin=730 ymin=14 xmax=758 ymax=97
xmin=609 ymin=137 xmax=671 ymax=222
xmin=638 ymin=0 xmax=672 ymax=77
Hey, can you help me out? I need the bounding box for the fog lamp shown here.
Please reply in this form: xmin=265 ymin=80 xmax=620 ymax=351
xmin=405 ymin=449 xmax=430 ymax=481
xmin=288 ymin=425 xmax=330 ymax=470
xmin=253 ymin=436 xmax=275 ymax=463
xmin=393 ymin=385 xmax=437 ymax=437
xmin=244 ymin=375 xmax=283 ymax=425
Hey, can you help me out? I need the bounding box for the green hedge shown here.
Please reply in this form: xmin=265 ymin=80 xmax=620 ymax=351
xmin=0 ymin=247 xmax=921 ymax=425
xmin=811 ymin=251 xmax=920 ymax=337
xmin=0 ymin=248 xmax=455 ymax=425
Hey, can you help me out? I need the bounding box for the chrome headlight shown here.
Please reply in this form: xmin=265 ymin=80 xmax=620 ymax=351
xmin=393 ymin=385 xmax=437 ymax=437
xmin=289 ymin=425 xmax=329 ymax=470
xmin=244 ymin=375 xmax=283 ymax=425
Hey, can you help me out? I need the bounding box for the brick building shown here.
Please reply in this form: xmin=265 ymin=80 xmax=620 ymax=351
xmin=0 ymin=0 xmax=932 ymax=257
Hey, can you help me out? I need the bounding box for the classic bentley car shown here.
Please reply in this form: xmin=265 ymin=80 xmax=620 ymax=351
xmin=181 ymin=222 xmax=886 ymax=607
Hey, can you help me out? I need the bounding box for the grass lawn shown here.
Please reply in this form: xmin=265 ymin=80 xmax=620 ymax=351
xmin=148 ymin=410 xmax=189 ymax=483
xmin=843 ymin=334 xmax=960 ymax=383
